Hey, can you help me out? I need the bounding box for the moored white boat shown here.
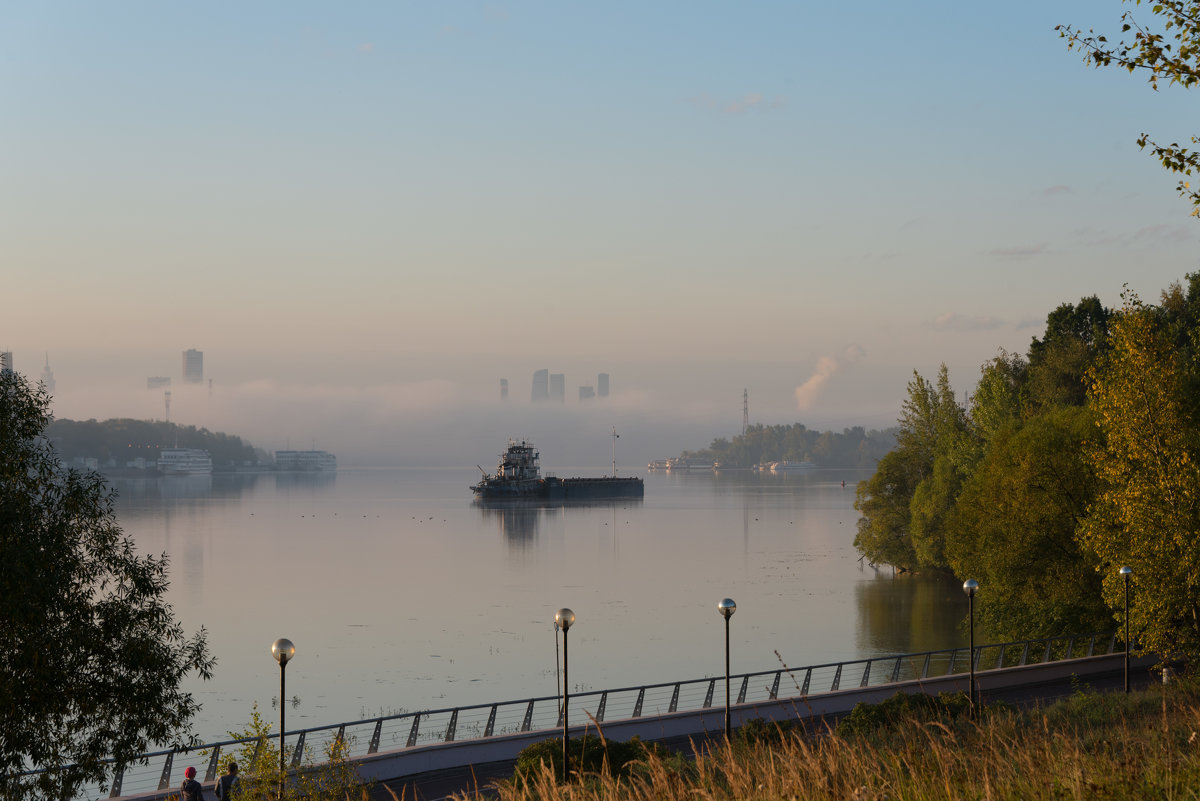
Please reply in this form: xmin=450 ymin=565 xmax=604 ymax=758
xmin=158 ymin=448 xmax=213 ymax=475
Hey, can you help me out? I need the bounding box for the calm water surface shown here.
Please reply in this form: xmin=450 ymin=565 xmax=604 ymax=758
xmin=111 ymin=467 xmax=970 ymax=742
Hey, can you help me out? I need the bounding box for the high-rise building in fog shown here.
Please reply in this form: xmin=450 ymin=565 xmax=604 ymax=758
xmin=148 ymin=376 xmax=171 ymax=390
xmin=531 ymin=369 xmax=549 ymax=402
xmin=182 ymin=349 xmax=204 ymax=384
xmin=597 ymin=373 xmax=610 ymax=397
xmin=579 ymin=385 xmax=595 ymax=401
xmin=40 ymin=353 xmax=55 ymax=393
xmin=549 ymin=373 xmax=565 ymax=403
xmin=500 ymin=378 xmax=509 ymax=401
xmin=0 ymin=351 xmax=12 ymax=374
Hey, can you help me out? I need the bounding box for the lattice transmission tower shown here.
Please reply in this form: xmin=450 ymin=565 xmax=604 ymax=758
xmin=742 ymin=388 xmax=748 ymax=437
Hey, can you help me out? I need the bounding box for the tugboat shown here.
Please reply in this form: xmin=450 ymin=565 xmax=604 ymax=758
xmin=471 ymin=439 xmax=644 ymax=500
xmin=471 ymin=440 xmax=546 ymax=497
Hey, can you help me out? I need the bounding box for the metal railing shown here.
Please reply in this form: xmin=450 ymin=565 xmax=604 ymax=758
xmin=22 ymin=631 xmax=1119 ymax=798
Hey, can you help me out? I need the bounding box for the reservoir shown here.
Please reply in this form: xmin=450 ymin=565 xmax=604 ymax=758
xmin=109 ymin=467 xmax=971 ymax=743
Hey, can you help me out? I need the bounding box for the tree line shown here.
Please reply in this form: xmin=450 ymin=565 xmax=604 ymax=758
xmin=682 ymin=423 xmax=897 ymax=470
xmin=46 ymin=417 xmax=264 ymax=469
xmin=855 ymin=276 xmax=1200 ymax=659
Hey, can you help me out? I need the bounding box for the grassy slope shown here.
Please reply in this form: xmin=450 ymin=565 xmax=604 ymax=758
xmin=462 ymin=678 xmax=1200 ymax=801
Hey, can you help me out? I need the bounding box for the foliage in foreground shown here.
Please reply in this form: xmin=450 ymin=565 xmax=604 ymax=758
xmin=0 ymin=369 xmax=214 ymax=801
xmin=192 ymin=704 xmax=363 ymax=801
xmin=1058 ymin=0 xmax=1200 ymax=215
xmin=510 ymin=734 xmax=675 ymax=788
xmin=467 ymin=678 xmax=1200 ymax=801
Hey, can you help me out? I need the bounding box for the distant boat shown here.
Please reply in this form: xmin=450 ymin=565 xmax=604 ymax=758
xmin=472 ymin=440 xmax=644 ymax=500
xmin=665 ymin=457 xmax=714 ymax=472
xmin=648 ymin=459 xmax=670 ymax=471
xmin=275 ymin=450 xmax=337 ymax=472
xmin=770 ymin=460 xmax=817 ymax=472
xmin=158 ymin=448 xmax=213 ymax=476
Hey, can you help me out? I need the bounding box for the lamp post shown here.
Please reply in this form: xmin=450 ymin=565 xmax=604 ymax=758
xmin=272 ymin=638 xmax=295 ymax=800
xmin=717 ymin=598 xmax=737 ymax=740
xmin=554 ymin=608 xmax=575 ymax=783
xmin=962 ymin=580 xmax=978 ymax=717
xmin=1120 ymin=566 xmax=1133 ymax=693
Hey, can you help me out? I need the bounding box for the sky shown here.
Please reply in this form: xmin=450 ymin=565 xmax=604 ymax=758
xmin=4 ymin=1 xmax=1199 ymax=466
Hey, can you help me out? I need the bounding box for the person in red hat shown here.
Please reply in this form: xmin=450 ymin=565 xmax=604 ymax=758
xmin=180 ymin=766 xmax=203 ymax=801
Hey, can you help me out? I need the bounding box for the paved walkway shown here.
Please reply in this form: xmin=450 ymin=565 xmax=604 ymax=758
xmin=368 ymin=664 xmax=1166 ymax=801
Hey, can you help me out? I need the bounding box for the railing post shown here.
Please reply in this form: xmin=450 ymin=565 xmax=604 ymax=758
xmin=801 ymin=668 xmax=811 ymax=695
xmin=830 ymin=664 xmax=842 ymax=692
xmin=890 ymin=657 xmax=902 ymax=683
xmin=445 ymin=710 xmax=458 ymax=742
xmin=109 ymin=767 xmax=124 ymax=798
xmin=1020 ymin=643 xmax=1030 ymax=666
xmin=703 ymin=678 xmax=716 ymax=708
xmin=669 ymin=683 xmax=680 ymax=713
xmin=205 ymin=746 xmax=221 ymax=781
xmin=995 ymin=645 xmax=1005 ymax=670
xmin=157 ymin=752 xmax=174 ymax=791
xmin=860 ymin=660 xmax=872 ymax=688
xmin=407 ymin=715 xmax=421 ymax=747
xmin=521 ymin=701 xmax=535 ymax=732
xmin=947 ymin=650 xmax=957 ymax=674
xmin=736 ymin=676 xmax=748 ymax=704
xmin=1087 ymin=635 xmax=1097 ymax=657
xmin=596 ymin=691 xmax=608 ymax=722
xmin=921 ymin=653 xmax=930 ymax=678
xmin=770 ymin=671 xmax=781 ymax=699
xmin=1066 ymin=637 xmax=1076 ymax=659
xmin=484 ymin=705 xmax=498 ymax=737
xmin=291 ymin=731 xmax=305 ymax=768
xmin=634 ymin=688 xmax=646 ymax=717
xmin=369 ymin=720 xmax=383 ymax=754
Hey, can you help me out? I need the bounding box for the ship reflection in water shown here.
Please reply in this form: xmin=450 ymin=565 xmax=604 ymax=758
xmin=474 ymin=497 xmax=645 ymax=545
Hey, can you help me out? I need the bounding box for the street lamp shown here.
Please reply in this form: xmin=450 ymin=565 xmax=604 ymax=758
xmin=962 ymin=580 xmax=978 ymax=717
xmin=272 ymin=638 xmax=295 ymax=800
xmin=554 ymin=608 xmax=575 ymax=783
xmin=717 ymin=598 xmax=737 ymax=740
xmin=1120 ymin=566 xmax=1133 ymax=693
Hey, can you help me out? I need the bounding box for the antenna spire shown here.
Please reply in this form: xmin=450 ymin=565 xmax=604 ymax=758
xmin=611 ymin=426 xmax=620 ymax=477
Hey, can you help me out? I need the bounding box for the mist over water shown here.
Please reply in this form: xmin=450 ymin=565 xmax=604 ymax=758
xmin=110 ymin=467 xmax=968 ymax=743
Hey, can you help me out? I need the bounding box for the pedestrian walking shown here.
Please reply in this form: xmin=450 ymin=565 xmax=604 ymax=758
xmin=215 ymin=761 xmax=240 ymax=800
xmin=180 ymin=766 xmax=202 ymax=801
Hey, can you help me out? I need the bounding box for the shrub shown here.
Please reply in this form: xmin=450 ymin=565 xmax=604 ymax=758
xmin=510 ymin=734 xmax=667 ymax=786
xmin=836 ymin=691 xmax=970 ymax=737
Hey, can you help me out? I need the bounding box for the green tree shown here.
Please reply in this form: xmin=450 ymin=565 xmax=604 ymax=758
xmin=947 ymin=406 xmax=1107 ymax=639
xmin=968 ymin=350 xmax=1028 ymax=441
xmin=0 ymin=370 xmax=214 ymax=800
xmin=1026 ymin=297 xmax=1111 ymax=409
xmin=1058 ymin=1 xmax=1200 ymax=214
xmin=855 ymin=366 xmax=966 ymax=572
xmin=1082 ymin=294 xmax=1200 ymax=657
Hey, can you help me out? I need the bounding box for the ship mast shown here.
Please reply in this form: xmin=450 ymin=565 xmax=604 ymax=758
xmin=611 ymin=426 xmax=620 ymax=477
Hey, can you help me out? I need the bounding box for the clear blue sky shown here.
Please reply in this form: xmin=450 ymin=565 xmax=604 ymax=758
xmin=3 ymin=1 xmax=1197 ymax=464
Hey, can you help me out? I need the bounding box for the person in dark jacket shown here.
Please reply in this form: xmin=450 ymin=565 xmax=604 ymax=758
xmin=215 ymin=761 xmax=240 ymax=800
xmin=180 ymin=766 xmax=203 ymax=801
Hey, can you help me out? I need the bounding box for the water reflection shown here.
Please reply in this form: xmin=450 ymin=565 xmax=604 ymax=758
xmin=854 ymin=570 xmax=971 ymax=656
xmin=272 ymin=470 xmax=338 ymax=497
xmin=474 ymin=497 xmax=645 ymax=547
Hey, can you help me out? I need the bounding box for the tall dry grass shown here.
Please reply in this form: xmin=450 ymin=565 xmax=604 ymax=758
xmin=446 ymin=678 xmax=1200 ymax=801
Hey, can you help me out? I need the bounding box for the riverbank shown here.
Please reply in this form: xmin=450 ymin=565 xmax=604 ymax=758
xmin=464 ymin=675 xmax=1200 ymax=800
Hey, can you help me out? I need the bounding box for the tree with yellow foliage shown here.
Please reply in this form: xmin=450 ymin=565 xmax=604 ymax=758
xmin=1083 ymin=290 xmax=1200 ymax=657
